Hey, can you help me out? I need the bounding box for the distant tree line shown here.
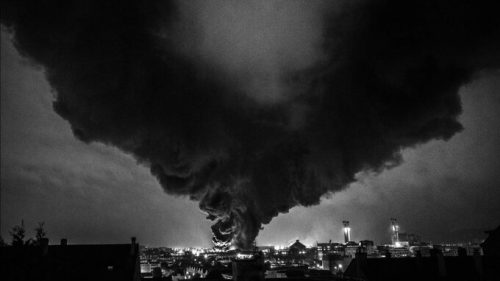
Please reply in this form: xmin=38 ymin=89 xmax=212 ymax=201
xmin=0 ymin=220 xmax=47 ymax=247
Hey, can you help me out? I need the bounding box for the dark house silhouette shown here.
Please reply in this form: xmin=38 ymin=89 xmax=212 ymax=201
xmin=0 ymin=238 xmax=140 ymax=281
xmin=344 ymin=225 xmax=500 ymax=281
xmin=289 ymin=240 xmax=307 ymax=255
xmin=482 ymin=225 xmax=500 ymax=257
xmin=232 ymin=252 xmax=265 ymax=281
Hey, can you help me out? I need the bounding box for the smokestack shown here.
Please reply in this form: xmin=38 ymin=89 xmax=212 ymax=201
xmin=390 ymin=218 xmax=399 ymax=246
xmin=343 ymin=220 xmax=351 ymax=243
xmin=130 ymin=237 xmax=137 ymax=256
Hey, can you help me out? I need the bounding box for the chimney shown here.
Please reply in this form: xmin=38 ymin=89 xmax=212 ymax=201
xmin=60 ymin=238 xmax=67 ymax=246
xmin=130 ymin=237 xmax=137 ymax=256
xmin=343 ymin=221 xmax=351 ymax=243
xmin=40 ymin=238 xmax=49 ymax=256
xmin=390 ymin=218 xmax=399 ymax=245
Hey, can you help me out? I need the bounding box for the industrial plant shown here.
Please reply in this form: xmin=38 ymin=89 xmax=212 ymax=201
xmin=132 ymin=219 xmax=498 ymax=280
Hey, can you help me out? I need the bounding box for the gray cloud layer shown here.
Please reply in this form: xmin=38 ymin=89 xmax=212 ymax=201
xmin=2 ymin=0 xmax=500 ymax=249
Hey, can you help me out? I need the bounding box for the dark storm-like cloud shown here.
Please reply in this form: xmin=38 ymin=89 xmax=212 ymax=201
xmin=2 ymin=0 xmax=500 ymax=249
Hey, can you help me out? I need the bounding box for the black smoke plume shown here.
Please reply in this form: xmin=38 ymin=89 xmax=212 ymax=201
xmin=2 ymin=0 xmax=500 ymax=249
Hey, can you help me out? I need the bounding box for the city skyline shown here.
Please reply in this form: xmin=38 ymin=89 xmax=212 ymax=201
xmin=2 ymin=0 xmax=500 ymax=249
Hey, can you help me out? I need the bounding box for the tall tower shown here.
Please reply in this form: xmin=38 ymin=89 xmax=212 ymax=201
xmin=342 ymin=220 xmax=351 ymax=243
xmin=390 ymin=218 xmax=399 ymax=245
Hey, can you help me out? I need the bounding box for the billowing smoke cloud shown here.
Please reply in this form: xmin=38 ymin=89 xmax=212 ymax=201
xmin=2 ymin=0 xmax=500 ymax=249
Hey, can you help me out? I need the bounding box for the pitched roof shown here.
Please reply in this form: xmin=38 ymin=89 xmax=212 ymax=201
xmin=289 ymin=240 xmax=306 ymax=250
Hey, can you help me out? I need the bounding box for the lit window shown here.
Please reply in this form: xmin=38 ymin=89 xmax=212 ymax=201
xmin=107 ymin=266 xmax=113 ymax=271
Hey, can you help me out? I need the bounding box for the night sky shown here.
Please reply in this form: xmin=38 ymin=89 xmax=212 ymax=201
xmin=1 ymin=0 xmax=500 ymax=248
